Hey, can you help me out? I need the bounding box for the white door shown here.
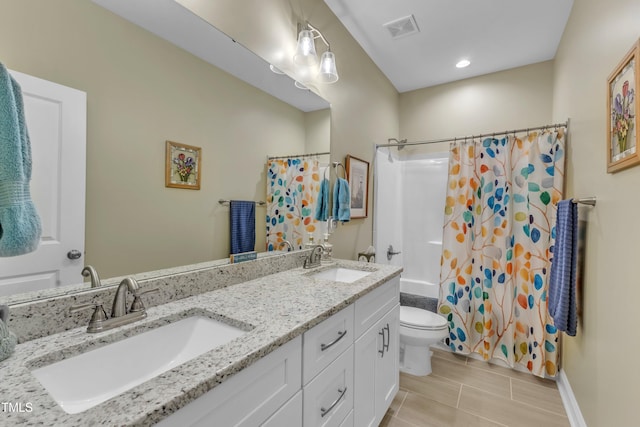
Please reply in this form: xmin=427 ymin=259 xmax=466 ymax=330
xmin=0 ymin=70 xmax=86 ymax=297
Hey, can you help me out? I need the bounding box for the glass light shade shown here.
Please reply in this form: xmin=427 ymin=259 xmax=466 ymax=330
xmin=293 ymin=29 xmax=317 ymax=66
xmin=295 ymin=62 xmax=314 ymax=84
xmin=318 ymin=51 xmax=338 ymax=84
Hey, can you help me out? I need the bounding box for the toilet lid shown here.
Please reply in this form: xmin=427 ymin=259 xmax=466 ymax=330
xmin=400 ymin=306 xmax=448 ymax=330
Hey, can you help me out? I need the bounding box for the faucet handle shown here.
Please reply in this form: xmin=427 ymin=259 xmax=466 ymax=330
xmin=69 ymin=303 xmax=108 ymax=326
xmin=130 ymin=288 xmax=159 ymax=313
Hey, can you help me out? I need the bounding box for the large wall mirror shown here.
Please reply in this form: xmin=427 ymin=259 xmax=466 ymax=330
xmin=0 ymin=0 xmax=330 ymax=303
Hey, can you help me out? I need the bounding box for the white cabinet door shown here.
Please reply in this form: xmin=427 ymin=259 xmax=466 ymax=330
xmin=354 ymin=319 xmax=379 ymax=427
xmin=354 ymin=304 xmax=400 ymax=427
xmin=375 ymin=304 xmax=399 ymax=423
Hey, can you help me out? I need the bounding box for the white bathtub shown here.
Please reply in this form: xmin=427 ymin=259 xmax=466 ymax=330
xmin=399 ymin=277 xmax=439 ymax=299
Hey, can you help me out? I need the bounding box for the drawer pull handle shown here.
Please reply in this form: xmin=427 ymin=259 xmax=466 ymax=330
xmin=379 ymin=323 xmax=390 ymax=357
xmin=320 ymin=387 xmax=347 ymax=418
xmin=383 ymin=323 xmax=390 ymax=353
xmin=320 ymin=330 xmax=347 ymax=351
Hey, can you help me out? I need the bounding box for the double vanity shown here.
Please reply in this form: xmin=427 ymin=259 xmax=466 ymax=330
xmin=0 ymin=254 xmax=402 ymax=426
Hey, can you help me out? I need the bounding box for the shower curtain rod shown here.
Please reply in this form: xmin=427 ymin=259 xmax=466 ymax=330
xmin=267 ymin=151 xmax=330 ymax=160
xmin=376 ymin=120 xmax=569 ymax=149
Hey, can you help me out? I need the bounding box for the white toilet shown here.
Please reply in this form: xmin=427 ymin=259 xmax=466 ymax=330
xmin=399 ymin=302 xmax=449 ymax=376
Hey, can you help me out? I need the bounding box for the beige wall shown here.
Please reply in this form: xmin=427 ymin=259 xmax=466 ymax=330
xmin=400 ymin=61 xmax=554 ymax=144
xmin=0 ymin=0 xmax=310 ymax=278
xmin=552 ymin=0 xmax=640 ymax=425
xmin=305 ymin=109 xmax=331 ymax=154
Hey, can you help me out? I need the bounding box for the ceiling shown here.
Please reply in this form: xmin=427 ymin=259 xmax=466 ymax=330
xmin=324 ymin=0 xmax=574 ymax=92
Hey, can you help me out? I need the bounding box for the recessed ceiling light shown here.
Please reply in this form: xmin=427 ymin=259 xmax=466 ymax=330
xmin=456 ymin=59 xmax=471 ymax=68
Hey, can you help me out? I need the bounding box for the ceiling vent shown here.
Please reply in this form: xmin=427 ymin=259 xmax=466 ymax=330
xmin=383 ymin=15 xmax=419 ymax=39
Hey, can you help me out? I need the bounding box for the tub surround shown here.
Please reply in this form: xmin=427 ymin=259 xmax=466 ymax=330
xmin=0 ymin=258 xmax=401 ymax=426
xmin=6 ymin=251 xmax=309 ymax=343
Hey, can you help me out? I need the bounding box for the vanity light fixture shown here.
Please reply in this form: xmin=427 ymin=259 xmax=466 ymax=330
xmin=293 ymin=22 xmax=339 ymax=85
xmin=456 ymin=59 xmax=471 ymax=68
xmin=269 ymin=64 xmax=286 ymax=74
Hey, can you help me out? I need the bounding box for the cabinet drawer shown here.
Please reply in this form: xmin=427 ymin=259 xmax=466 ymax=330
xmin=261 ymin=390 xmax=302 ymax=427
xmin=303 ymin=304 xmax=354 ymax=384
xmin=303 ymin=345 xmax=354 ymax=427
xmin=157 ymin=336 xmax=302 ymax=427
xmin=354 ymin=276 xmax=399 ymax=337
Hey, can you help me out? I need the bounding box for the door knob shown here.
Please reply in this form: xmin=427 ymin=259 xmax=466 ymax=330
xmin=67 ymin=249 xmax=82 ymax=260
xmin=387 ymin=245 xmax=401 ymax=261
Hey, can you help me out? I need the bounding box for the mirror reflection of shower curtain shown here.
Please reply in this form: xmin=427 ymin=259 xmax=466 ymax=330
xmin=266 ymin=157 xmax=321 ymax=250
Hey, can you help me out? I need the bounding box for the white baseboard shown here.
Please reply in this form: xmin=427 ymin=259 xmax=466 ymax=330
xmin=557 ymin=369 xmax=587 ymax=427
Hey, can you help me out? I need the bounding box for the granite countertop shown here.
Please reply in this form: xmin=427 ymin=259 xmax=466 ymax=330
xmin=0 ymin=259 xmax=402 ymax=426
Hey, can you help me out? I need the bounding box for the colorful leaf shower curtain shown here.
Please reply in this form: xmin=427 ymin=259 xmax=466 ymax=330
xmin=438 ymin=129 xmax=566 ymax=377
xmin=266 ymin=158 xmax=321 ymax=251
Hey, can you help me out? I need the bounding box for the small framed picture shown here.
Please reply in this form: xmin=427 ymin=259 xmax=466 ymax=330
xmin=607 ymin=39 xmax=639 ymax=173
xmin=345 ymin=155 xmax=369 ymax=218
xmin=165 ymin=141 xmax=201 ymax=189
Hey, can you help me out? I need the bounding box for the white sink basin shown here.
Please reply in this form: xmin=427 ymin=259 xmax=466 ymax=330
xmin=32 ymin=316 xmax=247 ymax=414
xmin=312 ymin=267 xmax=371 ymax=283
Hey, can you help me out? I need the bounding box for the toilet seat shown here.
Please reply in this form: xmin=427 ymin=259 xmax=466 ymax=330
xmin=400 ymin=306 xmax=448 ymax=331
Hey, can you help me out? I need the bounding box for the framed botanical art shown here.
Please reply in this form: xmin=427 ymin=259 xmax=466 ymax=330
xmin=345 ymin=155 xmax=369 ymax=218
xmin=165 ymin=140 xmax=201 ymax=189
xmin=607 ymin=39 xmax=640 ymax=173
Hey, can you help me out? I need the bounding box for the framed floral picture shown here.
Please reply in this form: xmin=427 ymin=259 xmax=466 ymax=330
xmin=165 ymin=141 xmax=201 ymax=189
xmin=345 ymin=155 xmax=369 ymax=218
xmin=607 ymin=39 xmax=640 ymax=173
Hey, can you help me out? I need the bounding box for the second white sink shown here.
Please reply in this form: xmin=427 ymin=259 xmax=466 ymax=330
xmin=32 ymin=315 xmax=248 ymax=414
xmin=312 ymin=267 xmax=371 ymax=283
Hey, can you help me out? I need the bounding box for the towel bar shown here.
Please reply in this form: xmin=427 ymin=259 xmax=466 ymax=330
xmin=218 ymin=199 xmax=266 ymax=206
xmin=571 ymin=197 xmax=596 ymax=206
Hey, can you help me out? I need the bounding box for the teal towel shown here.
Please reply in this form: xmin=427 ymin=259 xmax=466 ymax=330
xmin=315 ymin=178 xmax=329 ymax=221
xmin=332 ymin=178 xmax=350 ymax=222
xmin=0 ymin=63 xmax=42 ymax=257
xmin=0 ymin=305 xmax=17 ymax=362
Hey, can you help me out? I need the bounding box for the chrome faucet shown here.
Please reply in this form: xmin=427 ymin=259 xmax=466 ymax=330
xmin=81 ymin=265 xmax=102 ymax=288
xmin=70 ymin=276 xmax=159 ymax=333
xmin=111 ymin=277 xmax=140 ymax=318
xmin=303 ymin=244 xmax=324 ymax=269
xmin=278 ymin=240 xmax=293 ymax=252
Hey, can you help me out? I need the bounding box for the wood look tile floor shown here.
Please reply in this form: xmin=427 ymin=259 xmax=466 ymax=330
xmin=381 ymin=348 xmax=570 ymax=427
